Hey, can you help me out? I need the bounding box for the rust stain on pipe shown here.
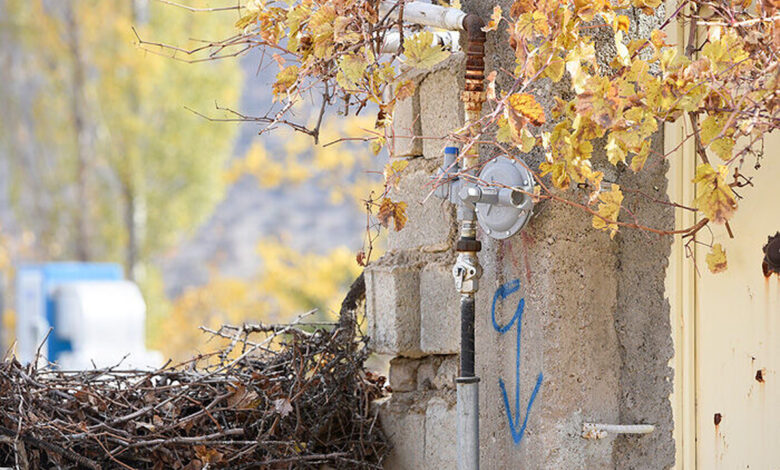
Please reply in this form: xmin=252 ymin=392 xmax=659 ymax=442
xmin=461 ymin=14 xmax=486 ymax=119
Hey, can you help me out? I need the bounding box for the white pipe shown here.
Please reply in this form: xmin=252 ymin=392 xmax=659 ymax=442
xmin=379 ymin=1 xmax=466 ymax=31
xmin=582 ymin=423 xmax=656 ymax=440
xmin=381 ymin=30 xmax=460 ymax=54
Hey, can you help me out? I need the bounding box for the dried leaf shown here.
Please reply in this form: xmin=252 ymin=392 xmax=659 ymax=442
xmin=194 ymin=445 xmax=224 ymax=464
xmin=356 ymin=251 xmax=367 ymax=267
xmin=482 ymin=6 xmax=502 ymax=32
xmin=377 ymin=198 xmax=408 ymax=231
xmin=274 ymin=398 xmax=293 ymax=417
xmin=395 ymin=80 xmax=416 ymax=101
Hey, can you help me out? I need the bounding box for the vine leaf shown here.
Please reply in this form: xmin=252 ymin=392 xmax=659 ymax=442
xmin=631 ymin=0 xmax=662 ymax=14
xmin=395 ymin=80 xmax=416 ymax=101
xmin=592 ymin=184 xmax=623 ymax=239
xmin=383 ymin=160 xmax=409 ymax=190
xmin=507 ymin=93 xmax=546 ymax=135
xmin=337 ymin=53 xmax=368 ymax=88
xmin=273 ymin=65 xmax=299 ymax=100
xmin=483 ymin=6 xmax=502 ymax=32
xmin=402 ymin=32 xmax=450 ymax=69
xmin=706 ymin=243 xmax=728 ymax=273
xmin=692 ymin=164 xmax=737 ymax=224
xmin=377 ymin=198 xmax=408 ymax=231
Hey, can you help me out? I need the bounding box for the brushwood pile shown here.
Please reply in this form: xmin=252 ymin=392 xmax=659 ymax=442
xmin=0 ymin=316 xmax=388 ymax=469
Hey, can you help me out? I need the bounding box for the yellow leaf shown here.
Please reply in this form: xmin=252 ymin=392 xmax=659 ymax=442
xmin=519 ymin=128 xmax=536 ymax=153
xmin=402 ymin=31 xmax=450 ymax=69
xmin=631 ymin=0 xmax=661 ymax=14
xmin=338 ymin=53 xmax=368 ymax=85
xmin=615 ymin=31 xmax=631 ymax=67
xmin=496 ymin=116 xmax=513 ymax=143
xmin=539 ymin=160 xmax=570 ymax=190
xmin=235 ymin=12 xmax=259 ymax=30
xmin=272 ymin=65 xmax=299 ymax=99
xmin=507 ymin=92 xmax=546 ymax=126
xmin=482 ymin=6 xmax=502 ymax=32
xmin=606 ymin=134 xmax=626 ymax=165
xmin=706 ymin=243 xmax=728 ymax=273
xmin=692 ymin=164 xmax=737 ymax=224
xmin=516 ymin=11 xmax=550 ymax=36
xmin=592 ymin=183 xmax=623 ymax=239
xmin=370 ymin=136 xmax=386 ymax=155
xmin=574 ymin=0 xmax=606 ymax=22
xmin=700 ymin=114 xmax=723 ymax=145
xmin=630 ymin=140 xmax=651 ymax=172
xmin=383 ymin=159 xmax=409 ymax=189
xmin=615 ymin=15 xmax=630 ymax=33
xmin=710 ymin=137 xmax=735 ymax=161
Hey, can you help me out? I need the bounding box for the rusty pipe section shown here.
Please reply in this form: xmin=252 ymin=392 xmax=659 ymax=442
xmin=459 ymin=14 xmax=486 ymax=174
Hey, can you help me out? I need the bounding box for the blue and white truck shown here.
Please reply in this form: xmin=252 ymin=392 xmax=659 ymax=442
xmin=15 ymin=262 xmax=161 ymax=369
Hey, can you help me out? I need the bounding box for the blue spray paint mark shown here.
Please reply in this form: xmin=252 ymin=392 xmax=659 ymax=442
xmin=491 ymin=279 xmax=543 ymax=445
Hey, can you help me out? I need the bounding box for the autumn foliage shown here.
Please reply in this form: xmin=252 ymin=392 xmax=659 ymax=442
xmin=160 ymin=0 xmax=779 ymax=273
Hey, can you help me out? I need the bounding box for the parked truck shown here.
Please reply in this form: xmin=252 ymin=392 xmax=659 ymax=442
xmin=15 ymin=262 xmax=161 ymax=369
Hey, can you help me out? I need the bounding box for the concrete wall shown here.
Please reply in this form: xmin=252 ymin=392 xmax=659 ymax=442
xmin=367 ymin=3 xmax=675 ymax=468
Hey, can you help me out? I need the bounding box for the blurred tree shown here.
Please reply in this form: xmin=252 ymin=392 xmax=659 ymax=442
xmin=156 ymin=238 xmax=362 ymax=360
xmin=0 ymin=0 xmax=241 ymax=282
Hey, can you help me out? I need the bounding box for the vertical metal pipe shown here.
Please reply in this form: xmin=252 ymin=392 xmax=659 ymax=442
xmin=455 ymin=13 xmax=486 ymax=470
xmin=460 ymin=294 xmax=476 ymax=377
xmin=457 ymin=378 xmax=480 ymax=470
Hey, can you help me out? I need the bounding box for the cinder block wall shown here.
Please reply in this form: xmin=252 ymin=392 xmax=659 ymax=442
xmin=367 ymin=3 xmax=676 ymax=468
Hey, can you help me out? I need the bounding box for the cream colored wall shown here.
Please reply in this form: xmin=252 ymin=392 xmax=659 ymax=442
xmin=666 ymin=8 xmax=780 ymax=467
xmin=693 ymin=146 xmax=780 ymax=469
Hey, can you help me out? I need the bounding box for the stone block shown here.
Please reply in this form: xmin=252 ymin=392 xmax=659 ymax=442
xmin=387 ymin=170 xmax=454 ymax=252
xmin=431 ymin=355 xmax=458 ymax=391
xmin=424 ymin=397 xmax=457 ymax=468
xmin=388 ymin=357 xmax=419 ymax=392
xmin=416 ymin=359 xmax=437 ymax=390
xmin=376 ymin=397 xmax=426 ymax=470
xmin=365 ymin=263 xmax=423 ymax=356
xmin=420 ymin=262 xmax=461 ymax=354
xmin=419 ymin=55 xmax=465 ymax=160
xmin=391 ymin=91 xmax=422 ymax=157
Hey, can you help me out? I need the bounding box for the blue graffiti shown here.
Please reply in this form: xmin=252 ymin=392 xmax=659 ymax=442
xmin=491 ymin=279 xmax=543 ymax=445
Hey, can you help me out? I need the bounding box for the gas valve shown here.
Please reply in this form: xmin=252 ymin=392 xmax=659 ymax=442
xmin=763 ymin=232 xmax=780 ymax=276
xmin=433 ymin=148 xmax=534 ymax=240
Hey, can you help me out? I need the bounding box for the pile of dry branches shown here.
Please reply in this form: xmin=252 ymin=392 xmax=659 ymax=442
xmin=0 ymin=308 xmax=388 ymax=469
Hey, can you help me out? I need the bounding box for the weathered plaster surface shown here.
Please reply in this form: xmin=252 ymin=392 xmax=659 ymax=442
xmin=367 ymin=3 xmax=675 ymax=468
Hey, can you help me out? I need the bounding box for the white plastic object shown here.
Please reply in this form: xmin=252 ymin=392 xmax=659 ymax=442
xmin=381 ymin=30 xmax=461 ymax=54
xmin=379 ymin=1 xmax=467 ymax=31
xmin=53 ymin=281 xmax=162 ymax=370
